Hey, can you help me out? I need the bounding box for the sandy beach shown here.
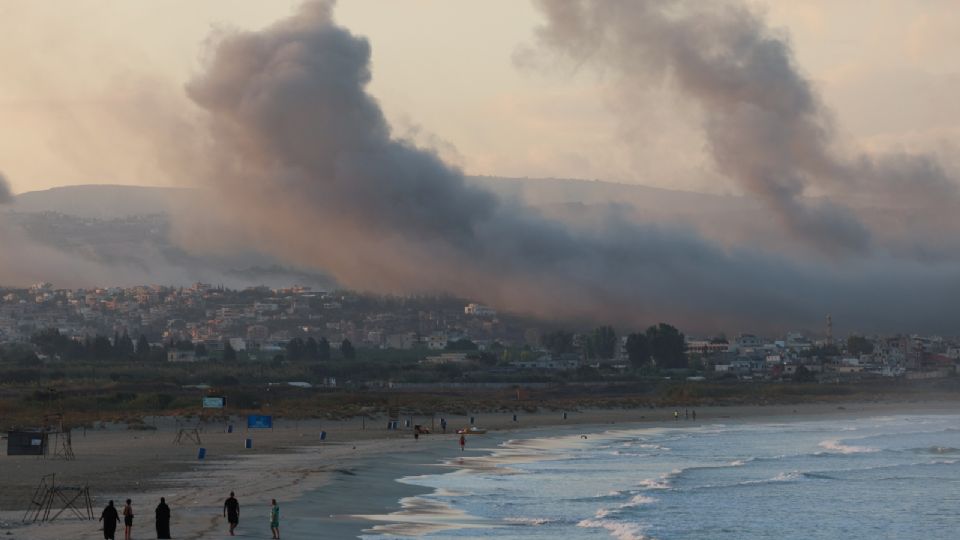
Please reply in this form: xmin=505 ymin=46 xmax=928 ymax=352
xmin=2 ymin=399 xmax=957 ymax=539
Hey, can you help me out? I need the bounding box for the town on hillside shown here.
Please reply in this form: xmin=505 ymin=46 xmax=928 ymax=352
xmin=1 ymin=282 xmax=958 ymax=384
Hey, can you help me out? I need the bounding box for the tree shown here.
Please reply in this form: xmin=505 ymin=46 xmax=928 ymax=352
xmin=136 ymin=334 xmax=151 ymax=357
xmin=710 ymin=333 xmax=729 ymax=344
xmin=646 ymin=323 xmax=687 ymax=369
xmin=317 ymin=337 xmax=331 ymax=361
xmin=90 ymin=335 xmax=114 ymax=361
xmin=340 ymin=339 xmax=355 ymax=360
xmin=590 ymin=326 xmax=617 ymax=360
xmin=116 ymin=332 xmax=135 ymax=358
xmin=223 ymin=341 xmax=237 ymax=362
xmin=625 ymin=333 xmax=651 ymax=367
xmin=846 ymin=335 xmax=874 ymax=356
xmin=286 ymin=337 xmax=305 ymax=361
xmin=304 ymin=337 xmax=319 ymax=360
xmin=793 ymin=364 xmax=816 ymax=383
xmin=541 ymin=330 xmax=575 ymax=355
xmin=446 ymin=338 xmax=478 ymax=351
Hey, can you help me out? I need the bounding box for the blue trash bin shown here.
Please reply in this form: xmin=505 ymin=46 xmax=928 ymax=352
xmin=198 ymin=448 xmax=206 ymax=460
xmin=320 ymin=431 xmax=327 ymax=441
xmin=244 ymin=438 xmax=252 ymax=449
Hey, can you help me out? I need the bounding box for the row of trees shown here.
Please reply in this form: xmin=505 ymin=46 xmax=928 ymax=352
xmin=541 ymin=327 xmax=619 ymax=359
xmin=28 ymin=328 xmax=360 ymax=363
xmin=31 ymin=328 xmax=153 ymax=361
xmin=541 ymin=323 xmax=687 ymax=369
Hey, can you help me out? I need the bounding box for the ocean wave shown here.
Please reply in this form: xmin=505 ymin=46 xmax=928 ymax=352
xmin=818 ymin=439 xmax=880 ymax=454
xmin=728 ymin=471 xmax=805 ymax=486
xmin=638 ymin=478 xmax=671 ymax=490
xmin=577 ymin=518 xmax=651 ymax=540
xmin=591 ymin=492 xmax=658 ymax=521
xmin=623 ymin=494 xmax=657 ymax=507
xmin=504 ymin=517 xmax=554 ymax=526
xmin=685 ymin=470 xmax=832 ymax=491
xmin=910 ymin=446 xmax=960 ymax=455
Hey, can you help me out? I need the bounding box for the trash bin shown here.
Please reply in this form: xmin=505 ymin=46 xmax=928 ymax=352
xmin=198 ymin=448 xmax=206 ymax=460
xmin=244 ymin=438 xmax=252 ymax=449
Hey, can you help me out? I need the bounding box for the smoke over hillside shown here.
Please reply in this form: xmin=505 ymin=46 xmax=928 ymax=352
xmin=0 ymin=172 xmax=12 ymax=204
xmin=526 ymin=0 xmax=960 ymax=258
xmin=171 ymin=0 xmax=960 ymax=333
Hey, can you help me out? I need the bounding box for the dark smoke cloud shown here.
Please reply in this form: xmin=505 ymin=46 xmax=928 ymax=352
xmin=0 ymin=171 xmax=12 ymax=204
xmin=526 ymin=0 xmax=960 ymax=257
xmin=177 ymin=0 xmax=960 ymax=333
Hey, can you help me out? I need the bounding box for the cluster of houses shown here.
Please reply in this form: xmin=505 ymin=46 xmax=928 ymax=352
xmin=686 ymin=333 xmax=960 ymax=380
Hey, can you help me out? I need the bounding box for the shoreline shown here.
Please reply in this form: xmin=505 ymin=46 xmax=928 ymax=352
xmin=2 ymin=399 xmax=958 ymax=539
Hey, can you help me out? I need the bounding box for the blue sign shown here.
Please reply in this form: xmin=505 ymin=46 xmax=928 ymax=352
xmin=247 ymin=415 xmax=273 ymax=429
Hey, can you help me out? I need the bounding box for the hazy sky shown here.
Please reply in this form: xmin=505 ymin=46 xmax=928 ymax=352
xmin=1 ymin=0 xmax=957 ymax=195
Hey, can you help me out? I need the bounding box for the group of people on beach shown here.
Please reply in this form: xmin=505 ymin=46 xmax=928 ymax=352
xmin=98 ymin=492 xmax=281 ymax=539
xmin=673 ymin=409 xmax=696 ymax=421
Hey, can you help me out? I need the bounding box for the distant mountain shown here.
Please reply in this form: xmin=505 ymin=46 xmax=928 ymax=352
xmin=10 ymin=184 xmax=195 ymax=219
xmin=0 ymin=179 xmax=793 ymax=289
xmin=0 ymin=185 xmax=338 ymax=289
xmin=11 ymin=178 xmax=751 ymax=220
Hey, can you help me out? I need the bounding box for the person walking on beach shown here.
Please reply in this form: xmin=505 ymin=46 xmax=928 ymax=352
xmin=122 ymin=499 xmax=134 ymax=540
xmin=459 ymin=434 xmax=466 ymax=452
xmin=441 ymin=418 xmax=447 ymax=433
xmin=673 ymin=410 xmax=679 ymax=421
xmin=155 ymin=497 xmax=171 ymax=539
xmin=692 ymin=410 xmax=696 ymax=421
xmin=100 ymin=500 xmax=121 ymax=540
xmin=224 ymin=491 xmax=240 ymax=536
xmin=270 ymin=499 xmax=281 ymax=539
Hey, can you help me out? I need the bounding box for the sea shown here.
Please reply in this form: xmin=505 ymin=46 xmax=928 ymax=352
xmin=359 ymin=412 xmax=960 ymax=539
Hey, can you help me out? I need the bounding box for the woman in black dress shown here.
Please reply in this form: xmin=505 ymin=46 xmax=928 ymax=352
xmin=99 ymin=500 xmax=121 ymax=540
xmin=155 ymin=497 xmax=171 ymax=539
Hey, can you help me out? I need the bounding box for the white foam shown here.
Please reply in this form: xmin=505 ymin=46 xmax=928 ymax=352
xmin=637 ymin=478 xmax=670 ymax=490
xmin=504 ymin=517 xmax=552 ymax=526
xmin=818 ymin=439 xmax=879 ymax=454
xmin=625 ymin=494 xmax=656 ymax=506
xmin=577 ymin=518 xmax=650 ymax=540
xmin=770 ymin=471 xmax=803 ymax=482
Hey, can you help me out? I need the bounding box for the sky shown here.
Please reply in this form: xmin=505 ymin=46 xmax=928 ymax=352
xmin=1 ymin=0 xmax=958 ymax=195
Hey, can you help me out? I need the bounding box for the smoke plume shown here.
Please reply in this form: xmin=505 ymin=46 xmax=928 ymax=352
xmin=526 ymin=0 xmax=960 ymax=256
xmin=176 ymin=1 xmax=960 ymax=333
xmin=0 ymin=172 xmax=12 ymax=204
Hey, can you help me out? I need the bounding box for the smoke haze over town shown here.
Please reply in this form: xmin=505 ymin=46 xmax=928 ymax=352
xmin=2 ymin=0 xmax=960 ymax=334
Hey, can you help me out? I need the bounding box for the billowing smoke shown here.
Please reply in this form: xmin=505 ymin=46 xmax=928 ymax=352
xmin=526 ymin=0 xmax=960 ymax=256
xmin=0 ymin=172 xmax=12 ymax=204
xmin=177 ymin=0 xmax=960 ymax=333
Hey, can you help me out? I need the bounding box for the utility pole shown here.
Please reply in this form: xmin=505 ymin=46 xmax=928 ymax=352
xmin=826 ymin=314 xmax=833 ymax=347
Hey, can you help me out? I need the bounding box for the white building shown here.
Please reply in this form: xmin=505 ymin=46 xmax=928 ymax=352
xmin=464 ymin=303 xmax=497 ymax=317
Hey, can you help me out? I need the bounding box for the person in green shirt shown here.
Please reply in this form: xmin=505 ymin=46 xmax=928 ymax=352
xmin=270 ymin=499 xmax=280 ymax=539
